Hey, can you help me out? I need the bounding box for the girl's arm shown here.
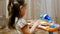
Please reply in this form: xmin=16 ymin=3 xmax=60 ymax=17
xmin=21 ymin=20 xmax=40 ymax=34
xmin=30 ymin=20 xmax=40 ymax=33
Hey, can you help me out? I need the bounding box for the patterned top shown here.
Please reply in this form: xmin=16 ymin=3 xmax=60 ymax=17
xmin=15 ymin=17 xmax=27 ymax=34
xmin=16 ymin=18 xmax=27 ymax=29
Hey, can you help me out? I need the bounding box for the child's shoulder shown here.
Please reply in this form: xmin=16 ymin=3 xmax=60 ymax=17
xmin=16 ymin=18 xmax=27 ymax=28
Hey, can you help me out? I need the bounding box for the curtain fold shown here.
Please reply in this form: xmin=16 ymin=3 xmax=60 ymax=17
xmin=24 ymin=0 xmax=47 ymax=19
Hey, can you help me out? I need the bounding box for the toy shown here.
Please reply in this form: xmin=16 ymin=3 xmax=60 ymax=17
xmin=39 ymin=13 xmax=60 ymax=34
xmin=40 ymin=13 xmax=53 ymax=23
xmin=43 ymin=14 xmax=53 ymax=23
xmin=27 ymin=13 xmax=60 ymax=34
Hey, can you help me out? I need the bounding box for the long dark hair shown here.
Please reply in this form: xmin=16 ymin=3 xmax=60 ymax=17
xmin=8 ymin=0 xmax=25 ymax=29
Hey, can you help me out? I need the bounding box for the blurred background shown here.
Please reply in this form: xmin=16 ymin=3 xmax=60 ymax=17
xmin=0 ymin=0 xmax=60 ymax=34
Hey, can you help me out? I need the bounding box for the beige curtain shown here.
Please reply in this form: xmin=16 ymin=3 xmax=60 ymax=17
xmin=0 ymin=0 xmax=7 ymax=28
xmin=51 ymin=0 xmax=60 ymax=34
xmin=24 ymin=0 xmax=56 ymax=21
xmin=24 ymin=0 xmax=47 ymax=19
xmin=0 ymin=0 xmax=6 ymax=18
xmin=51 ymin=0 xmax=60 ymax=24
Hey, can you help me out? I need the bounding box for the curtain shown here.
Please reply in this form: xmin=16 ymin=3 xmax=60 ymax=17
xmin=23 ymin=0 xmax=56 ymax=20
xmin=51 ymin=0 xmax=60 ymax=24
xmin=24 ymin=0 xmax=47 ymax=19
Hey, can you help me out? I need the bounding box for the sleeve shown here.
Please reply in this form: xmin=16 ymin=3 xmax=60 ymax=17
xmin=16 ymin=19 xmax=27 ymax=29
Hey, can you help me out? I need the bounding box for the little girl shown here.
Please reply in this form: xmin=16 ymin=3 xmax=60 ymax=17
xmin=7 ymin=0 xmax=40 ymax=34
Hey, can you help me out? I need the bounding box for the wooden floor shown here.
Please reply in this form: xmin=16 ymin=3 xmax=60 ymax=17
xmin=0 ymin=29 xmax=59 ymax=34
xmin=0 ymin=28 xmax=19 ymax=34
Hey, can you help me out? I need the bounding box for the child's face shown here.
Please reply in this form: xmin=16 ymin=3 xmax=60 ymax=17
xmin=20 ymin=4 xmax=26 ymax=17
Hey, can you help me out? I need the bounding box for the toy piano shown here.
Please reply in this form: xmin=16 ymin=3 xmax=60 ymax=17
xmin=27 ymin=14 xmax=60 ymax=34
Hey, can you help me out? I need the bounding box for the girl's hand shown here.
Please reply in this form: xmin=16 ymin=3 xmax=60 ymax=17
xmin=21 ymin=20 xmax=41 ymax=34
xmin=30 ymin=20 xmax=40 ymax=33
xmin=21 ymin=24 xmax=30 ymax=34
xmin=28 ymin=20 xmax=40 ymax=28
